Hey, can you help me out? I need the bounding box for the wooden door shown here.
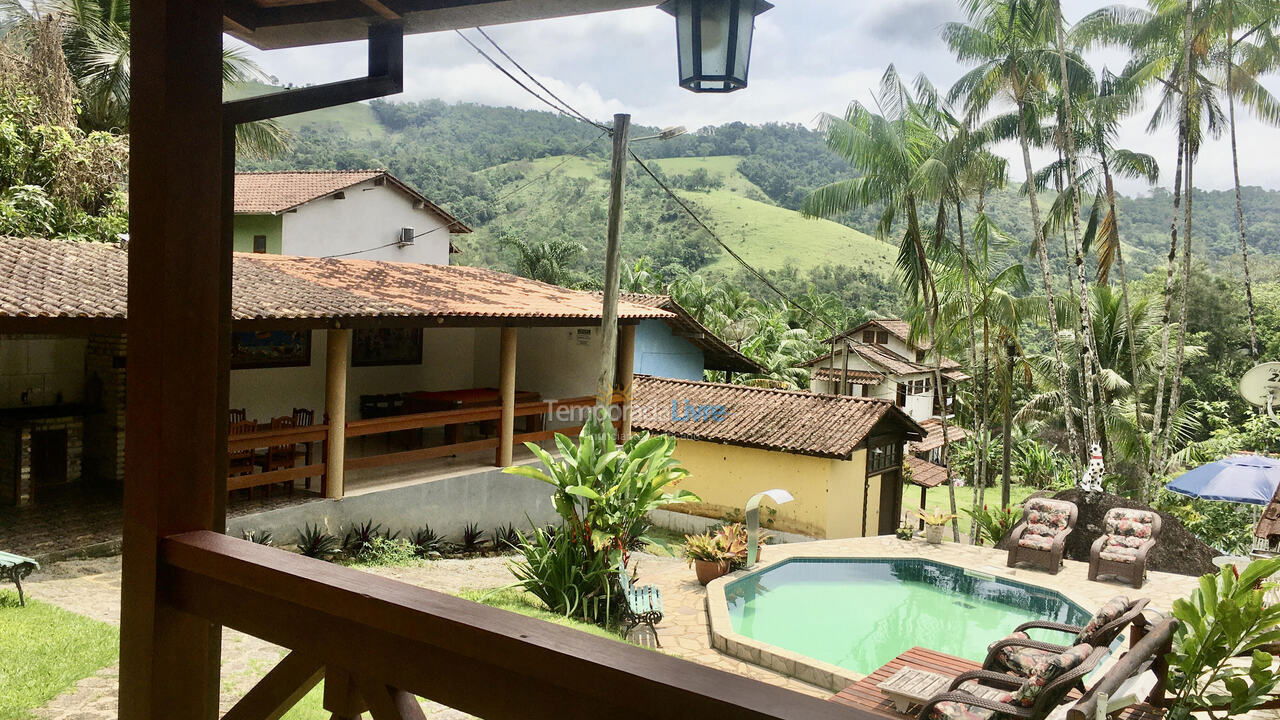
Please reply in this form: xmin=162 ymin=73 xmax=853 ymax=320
xmin=876 ymin=469 xmax=902 ymax=535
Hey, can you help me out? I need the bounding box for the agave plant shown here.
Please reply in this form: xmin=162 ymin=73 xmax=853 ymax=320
xmin=459 ymin=522 xmax=487 ymax=554
xmin=295 ymin=524 xmax=339 ymax=560
xmin=409 ymin=524 xmax=446 ymax=558
xmin=343 ymin=519 xmax=389 ymax=560
xmin=492 ymin=523 xmax=522 ymax=552
xmin=240 ymin=529 xmax=273 ymax=546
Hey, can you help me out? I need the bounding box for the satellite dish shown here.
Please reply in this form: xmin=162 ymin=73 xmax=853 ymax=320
xmin=1240 ymin=362 xmax=1280 ymax=411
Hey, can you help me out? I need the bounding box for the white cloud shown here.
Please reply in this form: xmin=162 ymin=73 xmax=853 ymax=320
xmin=229 ymin=0 xmax=1280 ymax=191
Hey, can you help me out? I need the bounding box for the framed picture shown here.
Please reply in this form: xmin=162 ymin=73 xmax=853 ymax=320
xmin=353 ymin=328 xmax=423 ymax=367
xmin=231 ymin=330 xmax=312 ymax=369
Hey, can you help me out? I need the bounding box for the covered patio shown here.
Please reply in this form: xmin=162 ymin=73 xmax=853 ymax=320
xmin=0 ymin=237 xmax=663 ymax=505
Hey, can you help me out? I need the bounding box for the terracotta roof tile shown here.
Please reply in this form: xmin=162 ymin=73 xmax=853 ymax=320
xmin=631 ymin=375 xmax=924 ymax=459
xmin=905 ymin=456 xmax=950 ymax=488
xmin=234 ymin=170 xmax=470 ymax=232
xmin=811 ymin=367 xmax=886 ymax=384
xmin=0 ymin=237 xmax=669 ymax=325
xmin=910 ymin=418 xmax=968 ymax=453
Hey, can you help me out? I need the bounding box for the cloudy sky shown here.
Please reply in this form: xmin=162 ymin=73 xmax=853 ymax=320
xmin=230 ymin=0 xmax=1280 ymax=194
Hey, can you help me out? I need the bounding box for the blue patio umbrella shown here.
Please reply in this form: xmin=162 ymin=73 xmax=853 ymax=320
xmin=1166 ymin=455 xmax=1280 ymax=505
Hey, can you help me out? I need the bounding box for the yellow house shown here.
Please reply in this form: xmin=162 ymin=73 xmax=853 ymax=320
xmin=632 ymin=375 xmax=925 ymax=539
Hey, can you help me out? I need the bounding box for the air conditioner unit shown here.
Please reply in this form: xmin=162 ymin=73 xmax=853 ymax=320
xmin=398 ymin=227 xmax=414 ymax=246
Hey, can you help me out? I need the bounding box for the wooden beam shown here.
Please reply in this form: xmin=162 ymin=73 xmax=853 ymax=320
xmin=497 ymin=327 xmax=516 ymax=467
xmin=344 ymin=438 xmax=499 ymax=472
xmin=222 ymin=651 xmax=324 ymax=720
xmin=161 ymin=532 xmax=871 ymax=720
xmin=617 ymin=324 xmax=635 ymax=441
xmin=359 ymin=0 xmax=403 ymax=20
xmin=358 ymin=677 xmax=427 ymax=720
xmin=228 ymin=464 xmax=326 ymax=492
xmin=119 ymin=0 xmax=228 ymax=717
xmin=325 ymin=329 xmax=352 ymax=499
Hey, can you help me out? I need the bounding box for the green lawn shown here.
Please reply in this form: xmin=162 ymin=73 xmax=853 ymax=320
xmin=281 ymin=588 xmax=626 ymax=718
xmin=0 ymin=591 xmax=117 ymax=720
xmin=902 ymin=483 xmax=1041 ymax=519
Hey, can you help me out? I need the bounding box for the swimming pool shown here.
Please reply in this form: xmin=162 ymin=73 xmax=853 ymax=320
xmin=723 ymin=557 xmax=1091 ymax=677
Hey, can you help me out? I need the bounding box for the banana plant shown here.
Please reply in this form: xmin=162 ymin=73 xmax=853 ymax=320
xmin=1167 ymin=557 xmax=1280 ymax=720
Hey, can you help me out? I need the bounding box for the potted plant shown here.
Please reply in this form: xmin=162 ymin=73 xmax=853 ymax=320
xmin=684 ymin=533 xmax=733 ymax=584
xmin=914 ymin=509 xmax=957 ymax=544
xmin=894 ymin=523 xmax=915 ymax=541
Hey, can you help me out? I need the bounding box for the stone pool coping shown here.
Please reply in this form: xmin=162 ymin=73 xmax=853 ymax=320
xmin=704 ymin=535 xmax=1200 ymax=693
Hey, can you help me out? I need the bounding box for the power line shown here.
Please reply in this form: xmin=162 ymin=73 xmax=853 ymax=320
xmin=454 ymin=29 xmax=610 ymax=132
xmin=475 ymin=27 xmax=604 ymax=131
xmin=321 ymin=130 xmax=607 ymax=259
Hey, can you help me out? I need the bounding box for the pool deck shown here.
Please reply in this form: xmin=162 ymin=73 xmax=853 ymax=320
xmin=701 ymin=535 xmax=1199 ymax=693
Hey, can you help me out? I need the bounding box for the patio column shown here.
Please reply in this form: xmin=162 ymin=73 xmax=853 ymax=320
xmin=118 ymin=1 xmax=227 ymax=717
xmin=617 ymin=323 xmax=636 ymax=441
xmin=497 ymin=326 xmax=517 ymax=467
xmin=325 ymin=328 xmax=351 ymax=499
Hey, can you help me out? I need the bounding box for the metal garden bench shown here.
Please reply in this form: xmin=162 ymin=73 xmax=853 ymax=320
xmin=0 ymin=551 xmax=39 ymax=606
xmin=618 ymin=561 xmax=664 ymax=646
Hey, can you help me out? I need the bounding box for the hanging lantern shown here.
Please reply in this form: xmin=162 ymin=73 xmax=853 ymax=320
xmin=658 ymin=0 xmax=773 ymax=93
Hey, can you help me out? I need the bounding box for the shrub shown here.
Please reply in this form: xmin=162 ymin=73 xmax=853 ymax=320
xmin=295 ymin=524 xmax=339 ymax=560
xmin=508 ymin=525 xmax=618 ymax=624
xmin=343 ymin=519 xmax=390 ymax=560
xmin=492 ymin=523 xmax=521 ymax=552
xmin=1166 ymin=558 xmax=1280 ymax=720
xmin=460 ymin=522 xmax=487 ymax=553
xmin=682 ymin=523 xmax=761 ymax=570
xmin=409 ymin=524 xmax=446 ymax=558
xmin=963 ymin=505 xmax=1020 ymax=546
xmin=354 ymin=537 xmax=420 ymax=567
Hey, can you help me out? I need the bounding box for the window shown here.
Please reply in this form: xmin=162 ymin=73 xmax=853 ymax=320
xmin=916 ymin=349 xmax=926 ymax=362
xmin=877 ymin=331 xmax=890 ymax=344
xmin=252 ymin=235 xmax=267 ymax=253
xmin=896 ymin=383 xmax=907 ymax=407
xmin=867 ymin=436 xmax=902 ymax=475
xmin=863 ymin=330 xmax=877 ymax=344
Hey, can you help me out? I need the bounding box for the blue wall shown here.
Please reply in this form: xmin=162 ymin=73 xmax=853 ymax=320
xmin=634 ymin=319 xmax=705 ymax=381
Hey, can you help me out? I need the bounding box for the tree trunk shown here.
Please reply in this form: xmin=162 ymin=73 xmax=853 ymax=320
xmin=1018 ymin=105 xmax=1081 ymax=469
xmin=1003 ymin=340 xmax=1015 ymax=508
xmin=1227 ymin=22 xmax=1259 ymax=358
xmin=956 ymin=198 xmax=985 ymax=543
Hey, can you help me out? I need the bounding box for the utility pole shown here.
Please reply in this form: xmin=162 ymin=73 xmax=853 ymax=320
xmin=596 ymin=113 xmax=631 ymax=411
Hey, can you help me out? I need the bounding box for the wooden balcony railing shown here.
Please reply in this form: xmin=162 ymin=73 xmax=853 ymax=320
xmin=164 ymin=531 xmax=864 ymax=720
xmin=226 ymin=397 xmax=619 ymax=493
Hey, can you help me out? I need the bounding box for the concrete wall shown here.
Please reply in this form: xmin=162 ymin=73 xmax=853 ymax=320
xmin=633 ymin=319 xmax=704 ymax=381
xmin=663 ymin=438 xmax=880 ymax=539
xmin=226 ymin=463 xmax=560 ymax=542
xmin=0 ymin=335 xmax=88 ymax=408
xmin=280 ymin=178 xmax=453 ymax=265
xmin=232 ymin=214 xmax=283 ymax=254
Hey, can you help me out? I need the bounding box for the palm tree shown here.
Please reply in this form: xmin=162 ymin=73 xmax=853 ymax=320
xmin=0 ymin=0 xmax=289 ymax=158
xmin=944 ymin=1 xmax=1085 ymax=467
xmin=500 ymin=235 xmax=586 ymax=287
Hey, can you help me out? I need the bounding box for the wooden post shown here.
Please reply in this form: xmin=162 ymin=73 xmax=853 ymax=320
xmin=839 ymin=338 xmax=850 ymax=396
xmin=325 ymin=329 xmax=351 ymax=499
xmin=596 ymin=113 xmax=630 ymax=409
xmin=119 ymin=1 xmax=227 ymax=717
xmin=617 ymin=324 xmax=636 ymax=441
xmin=498 ymin=327 xmax=517 ymax=467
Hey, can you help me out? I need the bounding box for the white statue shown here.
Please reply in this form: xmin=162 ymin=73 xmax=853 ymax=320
xmin=1079 ymin=443 xmax=1105 ymax=495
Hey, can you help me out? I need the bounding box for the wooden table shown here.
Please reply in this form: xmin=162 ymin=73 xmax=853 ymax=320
xmin=405 ymin=388 xmax=542 ymax=442
xmin=830 ymin=647 xmax=980 ymax=718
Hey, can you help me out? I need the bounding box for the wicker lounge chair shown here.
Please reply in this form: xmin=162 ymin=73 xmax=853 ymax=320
xmin=1007 ymin=498 xmax=1078 ymax=575
xmin=1089 ymin=509 xmax=1162 ymax=589
xmin=985 ymin=596 xmax=1149 ymax=676
xmin=918 ymin=644 xmax=1107 ymax=720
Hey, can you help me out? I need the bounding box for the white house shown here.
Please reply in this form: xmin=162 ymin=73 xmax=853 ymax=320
xmin=233 ymin=170 xmax=471 ymax=265
xmin=800 ymin=318 xmax=969 ymax=424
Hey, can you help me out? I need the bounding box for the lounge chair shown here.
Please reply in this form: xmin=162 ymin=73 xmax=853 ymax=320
xmin=918 ymin=644 xmax=1107 ymax=720
xmin=1089 ymin=509 xmax=1162 ymax=589
xmin=1007 ymin=498 xmax=1078 ymax=575
xmin=985 ymin=596 xmax=1149 ymax=676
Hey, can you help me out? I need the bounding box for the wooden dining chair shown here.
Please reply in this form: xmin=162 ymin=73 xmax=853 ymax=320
xmin=229 ymin=408 xmax=247 ymax=423
xmin=260 ymin=415 xmax=298 ymax=494
xmin=228 ymin=419 xmax=258 ymax=481
xmin=292 ymin=408 xmax=315 ymax=488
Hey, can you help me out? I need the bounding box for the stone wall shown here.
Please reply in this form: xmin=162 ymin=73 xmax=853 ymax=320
xmin=84 ymin=333 xmax=127 ymax=484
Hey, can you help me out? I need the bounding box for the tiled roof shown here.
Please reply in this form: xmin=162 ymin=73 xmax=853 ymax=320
xmin=631 ymin=375 xmax=924 ymax=460
xmin=0 ymin=237 xmax=670 ymax=326
xmin=825 ymin=318 xmax=930 ymax=349
xmin=906 ymin=456 xmax=950 ymax=488
xmin=811 ymin=367 xmax=886 ymax=384
xmin=801 ymin=342 xmax=964 ymax=377
xmin=234 ymin=170 xmax=471 ymax=233
xmin=910 ymin=419 xmax=969 ymax=453
xmin=614 ymin=293 xmax=763 ymax=374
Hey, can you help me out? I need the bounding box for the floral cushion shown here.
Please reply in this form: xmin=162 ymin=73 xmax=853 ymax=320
xmin=1075 ymin=596 xmax=1130 ymax=644
xmin=1020 ymin=499 xmax=1074 ymax=544
xmin=927 ymin=681 xmax=1015 ymax=720
xmin=1008 ymin=644 xmax=1093 ymax=707
xmin=1017 ymin=534 xmax=1054 ymax=551
xmin=989 ymin=631 xmax=1056 ymax=676
xmin=1100 ymin=540 xmax=1141 ymax=563
xmin=1103 ymin=508 xmax=1156 ymax=538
